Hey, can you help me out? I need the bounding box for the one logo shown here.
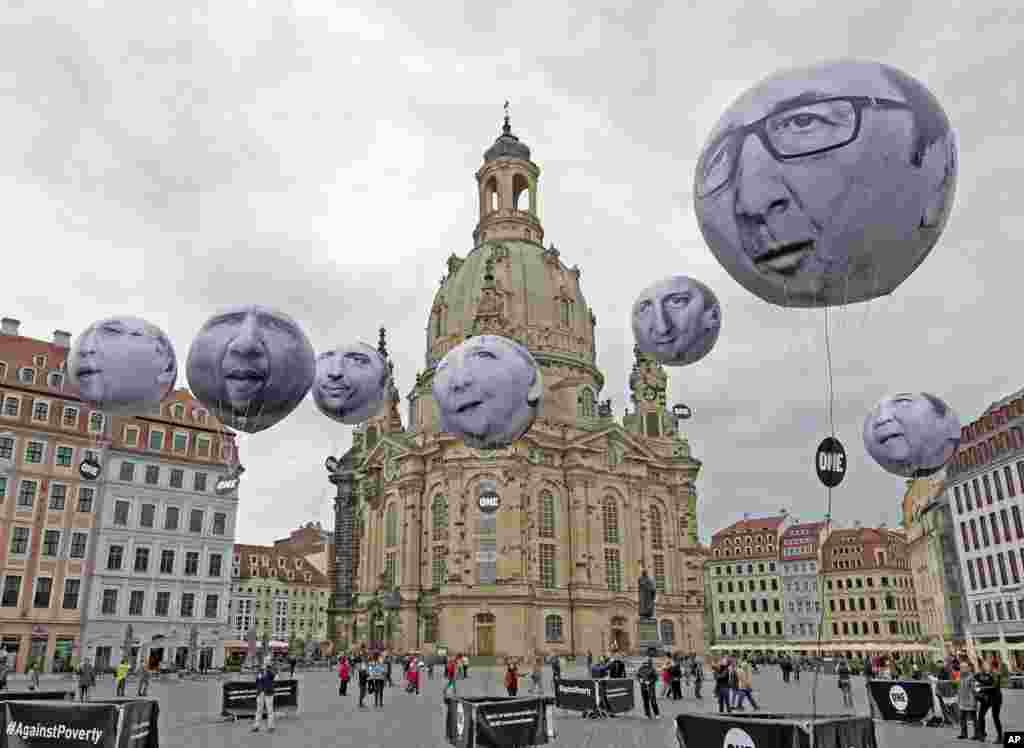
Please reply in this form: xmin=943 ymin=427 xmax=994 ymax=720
xmin=477 ymin=479 xmax=500 ymax=514
xmin=215 ymin=465 xmax=245 ymax=495
xmin=815 ymin=436 xmax=846 ymax=488
xmin=888 ymin=684 xmax=909 ymax=712
xmin=724 ymin=726 xmax=757 ymax=748
xmin=456 ymin=702 xmax=466 ymax=737
xmin=78 ymin=459 xmax=101 ymax=480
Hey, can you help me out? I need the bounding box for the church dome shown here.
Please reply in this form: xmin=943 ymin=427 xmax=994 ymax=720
xmin=484 ymin=117 xmax=531 ymax=163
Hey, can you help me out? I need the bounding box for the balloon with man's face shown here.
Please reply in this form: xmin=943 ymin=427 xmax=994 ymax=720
xmin=186 ymin=305 xmax=315 ymax=434
xmin=694 ymin=59 xmax=957 ymax=308
xmin=67 ymin=316 xmax=178 ymax=416
xmin=863 ymin=392 xmax=961 ymax=477
xmin=432 ymin=335 xmax=543 ymax=450
xmin=632 ymin=275 xmax=722 ymax=366
xmin=313 ymin=343 xmax=388 ymax=425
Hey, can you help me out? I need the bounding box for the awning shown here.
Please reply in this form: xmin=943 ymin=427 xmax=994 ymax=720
xmin=223 ymin=640 xmax=248 ymax=649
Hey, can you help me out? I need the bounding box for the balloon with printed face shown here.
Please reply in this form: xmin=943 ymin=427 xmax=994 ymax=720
xmin=186 ymin=305 xmax=315 ymax=434
xmin=863 ymin=392 xmax=961 ymax=478
xmin=694 ymin=59 xmax=957 ymax=308
xmin=632 ymin=275 xmax=722 ymax=366
xmin=313 ymin=343 xmax=389 ymax=425
xmin=432 ymin=335 xmax=543 ymax=450
xmin=67 ymin=316 xmax=178 ymax=416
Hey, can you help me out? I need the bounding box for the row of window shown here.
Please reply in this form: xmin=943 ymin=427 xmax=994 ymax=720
xmin=0 ymin=478 xmax=95 ymax=512
xmin=953 ymin=463 xmax=1023 ymax=514
xmin=0 ymin=574 xmax=80 ymax=610
xmin=716 ymin=578 xmax=780 ymax=594
xmin=950 ymin=425 xmax=1024 ymax=477
xmin=0 ymin=397 xmax=102 ymax=432
xmin=0 ymin=360 xmax=63 ymax=387
xmin=828 ymin=595 xmax=916 ymax=613
xmin=0 ymin=436 xmax=101 ymax=470
xmin=958 ymin=507 xmax=1024 ymax=553
xmin=972 ymin=597 xmax=1024 ymax=625
xmin=789 ymin=622 xmax=819 ymax=637
xmin=784 ymin=579 xmax=816 ymax=594
xmin=110 ymin=499 xmax=227 ymax=535
xmin=714 ymin=561 xmax=779 ymax=576
xmin=826 ymin=575 xmax=911 ymax=590
xmin=105 ymin=545 xmax=224 ymax=578
xmin=720 ymin=620 xmax=784 ymax=637
xmin=98 ymin=588 xmax=221 ymax=619
xmin=8 ymin=527 xmax=88 ymax=559
xmin=830 ymin=619 xmax=921 ymax=637
xmin=963 ymin=548 xmax=1023 ymax=591
xmin=718 ymin=598 xmax=782 ymax=614
xmin=786 ymin=599 xmax=819 ymax=614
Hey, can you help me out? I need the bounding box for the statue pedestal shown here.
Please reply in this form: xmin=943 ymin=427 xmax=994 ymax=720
xmin=637 ymin=617 xmax=665 ymax=657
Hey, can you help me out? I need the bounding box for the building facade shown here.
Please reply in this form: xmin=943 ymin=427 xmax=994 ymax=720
xmin=780 ymin=521 xmax=826 ymax=643
xmin=0 ymin=321 xmax=96 ymax=672
xmin=82 ymin=390 xmax=239 ymax=670
xmin=821 ymin=526 xmax=923 ymax=653
xmin=707 ymin=516 xmax=789 ymax=650
xmin=945 ymin=388 xmax=1024 ymax=669
xmin=329 ymin=116 xmax=707 ymax=661
xmin=903 ymin=477 xmax=967 ymax=654
xmin=228 ymin=543 xmax=331 ymax=661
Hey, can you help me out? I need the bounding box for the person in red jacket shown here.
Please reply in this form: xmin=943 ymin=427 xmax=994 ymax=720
xmin=443 ymin=656 xmax=458 ymax=697
xmin=338 ymin=657 xmax=350 ymax=696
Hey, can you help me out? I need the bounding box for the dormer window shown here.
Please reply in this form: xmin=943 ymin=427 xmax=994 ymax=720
xmin=173 ymin=404 xmax=184 ymax=419
xmin=17 ymin=367 xmax=35 ymax=384
xmin=33 ymin=355 xmax=46 ymax=368
xmin=278 ymin=558 xmax=286 ymax=569
xmin=47 ymin=372 xmax=63 ymax=389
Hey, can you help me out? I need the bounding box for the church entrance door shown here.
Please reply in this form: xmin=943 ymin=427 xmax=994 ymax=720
xmin=475 ymin=613 xmax=496 ymax=656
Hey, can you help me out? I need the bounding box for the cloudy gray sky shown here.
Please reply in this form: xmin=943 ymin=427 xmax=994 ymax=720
xmin=3 ymin=1 xmax=1021 ymax=546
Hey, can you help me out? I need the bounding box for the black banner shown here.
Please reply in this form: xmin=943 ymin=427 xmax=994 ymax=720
xmin=598 ymin=679 xmax=635 ymax=715
xmin=444 ymin=696 xmax=555 ymax=747
xmin=676 ymin=713 xmax=877 ymax=748
xmin=0 ymin=693 xmax=75 ymax=703
xmin=114 ymin=700 xmax=159 ymax=748
xmin=2 ymin=701 xmax=120 ymax=748
xmin=553 ymin=679 xmax=597 ymax=713
xmin=866 ymin=680 xmax=933 ymax=722
xmin=221 ymin=680 xmax=299 ymax=718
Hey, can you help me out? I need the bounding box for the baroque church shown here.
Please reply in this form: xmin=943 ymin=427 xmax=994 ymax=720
xmin=328 ymin=113 xmax=707 ymax=661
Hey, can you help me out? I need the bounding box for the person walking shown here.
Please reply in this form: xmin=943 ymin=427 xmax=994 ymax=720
xmin=670 ymin=659 xmax=683 ymax=701
xmin=385 ymin=655 xmax=393 ymax=688
xmin=504 ymin=662 xmax=519 ymax=697
xmin=734 ymin=660 xmax=759 ymax=711
xmin=137 ymin=660 xmax=151 ymax=697
xmin=251 ymin=661 xmax=276 ymax=733
xmin=714 ymin=662 xmax=731 ymax=714
xmin=370 ymin=657 xmax=386 ymax=708
xmin=443 ymin=656 xmax=458 ymax=698
xmin=956 ymin=658 xmax=978 ymax=740
xmin=792 ymin=656 xmax=800 ymax=682
xmin=77 ymin=658 xmax=95 ymax=701
xmin=837 ymin=658 xmax=854 ymax=709
xmin=661 ymin=661 xmax=672 ymax=699
xmin=114 ymin=661 xmax=130 ymax=697
xmin=692 ymin=660 xmax=703 ymax=700
xmin=974 ymin=657 xmax=1002 ymax=744
xmin=636 ymin=658 xmax=660 ymax=719
xmin=550 ymin=654 xmax=561 ymax=688
xmin=356 ymin=657 xmax=369 ymax=709
xmin=529 ymin=656 xmax=543 ymax=695
xmin=288 ymin=656 xmax=296 ymax=678
xmin=338 ymin=657 xmax=350 ymax=696
xmin=27 ymin=663 xmax=40 ymax=691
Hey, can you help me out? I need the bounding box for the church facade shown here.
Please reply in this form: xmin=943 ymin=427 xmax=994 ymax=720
xmin=330 ymin=114 xmax=707 ymax=661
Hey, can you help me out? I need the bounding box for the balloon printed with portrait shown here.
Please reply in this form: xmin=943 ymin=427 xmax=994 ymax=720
xmin=631 ymin=275 xmax=722 ymax=366
xmin=863 ymin=392 xmax=961 ymax=478
xmin=432 ymin=334 xmax=543 ymax=450
xmin=694 ymin=58 xmax=957 ymax=308
xmin=67 ymin=316 xmax=178 ymax=416
xmin=186 ymin=305 xmax=315 ymax=434
xmin=312 ymin=343 xmax=388 ymax=425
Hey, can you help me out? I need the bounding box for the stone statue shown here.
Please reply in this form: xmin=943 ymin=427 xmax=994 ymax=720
xmin=638 ymin=570 xmax=656 ymax=619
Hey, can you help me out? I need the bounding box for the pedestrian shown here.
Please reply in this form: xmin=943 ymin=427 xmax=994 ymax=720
xmin=27 ymin=663 xmax=40 ymax=691
xmin=114 ymin=660 xmax=129 ymax=697
xmin=529 ymin=656 xmax=543 ymax=695
xmin=505 ymin=662 xmax=519 ymax=697
xmin=734 ymin=660 xmax=759 ymax=711
xmin=586 ymin=651 xmax=593 ymax=671
xmin=956 ymin=658 xmax=978 ymax=740
xmin=670 ymin=659 xmax=683 ymax=700
xmin=288 ymin=656 xmax=296 ymax=678
xmin=793 ymin=656 xmax=800 ymax=682
xmin=837 ymin=658 xmax=853 ymax=709
xmin=715 ymin=662 xmax=731 ymax=714
xmin=338 ymin=657 xmax=350 ymax=696
xmin=443 ymin=656 xmax=458 ymax=697
xmin=661 ymin=661 xmax=672 ymax=698
xmin=370 ymin=657 xmax=386 ymax=708
xmin=385 ymin=655 xmax=393 ymax=688
xmin=137 ymin=660 xmax=151 ymax=697
xmin=357 ymin=657 xmax=369 ymax=709
xmin=251 ymin=660 xmax=276 ymax=733
xmin=407 ymin=658 xmax=420 ymax=695
xmin=461 ymin=655 xmax=469 ymax=680
xmin=636 ymin=658 xmax=660 ymax=719
xmin=974 ymin=657 xmax=1002 ymax=744
xmin=692 ymin=660 xmax=703 ymax=700
xmin=77 ymin=658 xmax=95 ymax=701
xmin=550 ymin=654 xmax=561 ymax=687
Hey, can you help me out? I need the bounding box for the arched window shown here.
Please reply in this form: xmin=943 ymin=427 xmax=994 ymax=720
xmin=424 ymin=614 xmax=438 ymax=643
xmin=545 ymin=614 xmax=563 ymax=642
xmin=432 ymin=494 xmax=448 ymax=542
xmin=603 ymin=497 xmax=619 ymax=544
xmin=539 ymin=491 xmax=555 ymax=538
xmin=577 ymin=387 xmax=595 ymax=418
xmin=650 ymin=505 xmax=663 ymax=550
xmin=660 ymin=619 xmax=675 ymax=644
xmin=365 ymin=425 xmax=378 ymax=452
xmin=385 ymin=504 xmax=398 ymax=547
xmin=486 ymin=177 xmax=499 ymax=212
xmin=559 ymin=299 xmax=571 ymax=327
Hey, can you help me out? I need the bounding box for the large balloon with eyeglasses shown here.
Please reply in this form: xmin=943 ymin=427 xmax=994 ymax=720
xmin=693 ymin=59 xmax=957 ymax=308
xmin=862 ymin=392 xmax=961 ymax=478
xmin=67 ymin=316 xmax=178 ymax=416
xmin=432 ymin=334 xmax=543 ymax=450
xmin=186 ymin=305 xmax=315 ymax=434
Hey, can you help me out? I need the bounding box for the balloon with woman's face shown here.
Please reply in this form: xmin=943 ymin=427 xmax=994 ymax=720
xmin=186 ymin=305 xmax=315 ymax=434
xmin=632 ymin=275 xmax=722 ymax=366
xmin=432 ymin=335 xmax=543 ymax=450
xmin=67 ymin=316 xmax=178 ymax=415
xmin=313 ymin=343 xmax=388 ymax=425
xmin=863 ymin=392 xmax=961 ymax=477
xmin=694 ymin=59 xmax=957 ymax=308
